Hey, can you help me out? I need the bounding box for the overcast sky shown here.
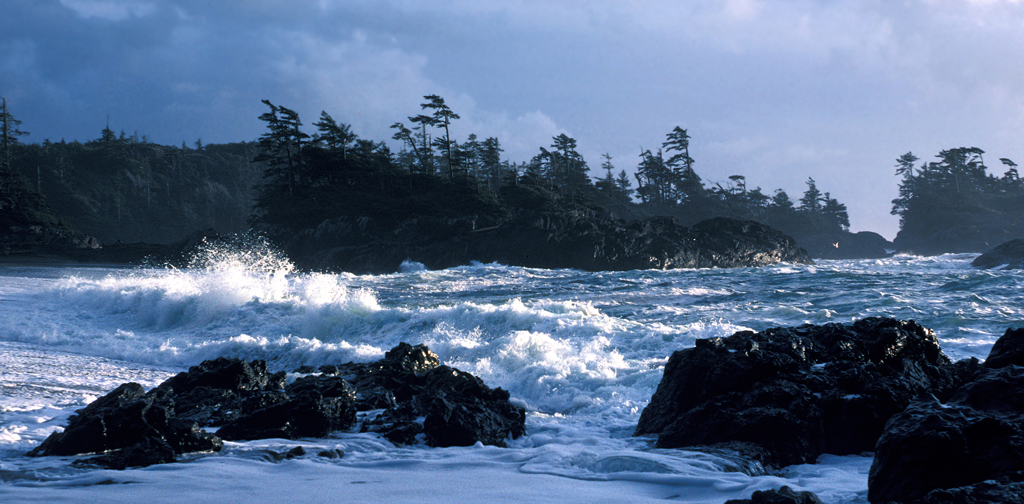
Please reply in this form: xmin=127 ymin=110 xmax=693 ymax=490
xmin=3 ymin=0 xmax=1023 ymax=239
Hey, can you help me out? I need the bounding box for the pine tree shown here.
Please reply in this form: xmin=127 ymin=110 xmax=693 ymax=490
xmin=421 ymin=95 xmax=460 ymax=179
xmin=253 ymin=100 xmax=309 ymax=195
xmin=662 ymin=126 xmax=702 ymax=204
xmin=799 ymin=177 xmax=822 ymax=212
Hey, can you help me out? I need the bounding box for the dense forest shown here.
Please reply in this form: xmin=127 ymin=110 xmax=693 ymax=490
xmin=0 ymin=93 xmax=917 ymax=259
xmin=891 ymin=148 xmax=1024 ymax=254
xmin=247 ymin=95 xmax=854 ymax=253
xmin=2 ymin=96 xmax=262 ymax=244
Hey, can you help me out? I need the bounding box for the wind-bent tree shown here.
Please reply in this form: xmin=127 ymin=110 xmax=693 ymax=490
xmin=253 ymin=100 xmax=309 ymax=195
xmin=421 ymin=95 xmax=459 ymax=179
xmin=662 ymin=126 xmax=702 ymax=204
xmin=313 ymin=112 xmax=356 ymax=159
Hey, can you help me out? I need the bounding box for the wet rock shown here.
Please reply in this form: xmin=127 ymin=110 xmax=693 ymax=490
xmin=217 ymin=377 xmax=357 ymax=441
xmin=635 ymin=317 xmax=981 ymax=468
xmin=983 ymin=327 xmax=1024 ymax=369
xmin=317 ymin=448 xmax=345 ymax=459
xmin=971 ymin=238 xmax=1024 ymax=269
xmin=868 ymin=338 xmax=1024 ymax=504
xmin=28 ymin=384 xmax=222 ymax=467
xmin=724 ymin=486 xmax=824 ymax=504
xmin=287 ymin=213 xmax=812 ymax=274
xmin=28 ymin=342 xmax=523 ymax=468
xmin=909 ymin=474 xmax=1024 ymax=504
xmin=161 ymin=357 xmax=280 ymax=395
xmin=72 ymin=436 xmax=176 ymax=470
xmin=160 ymin=358 xmax=286 ymax=426
xmin=420 ymin=365 xmax=527 ymax=447
xmin=338 ymin=343 xmax=526 ymax=448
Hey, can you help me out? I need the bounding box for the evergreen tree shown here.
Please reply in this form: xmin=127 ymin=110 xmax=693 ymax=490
xmin=253 ymin=100 xmax=309 ymax=195
xmin=478 ymin=137 xmax=504 ymax=191
xmin=1 ymin=97 xmax=30 ymax=170
xmin=635 ymin=149 xmax=673 ymax=206
xmin=421 ymin=95 xmax=459 ymax=179
xmin=596 ymin=153 xmax=617 ymax=195
xmin=662 ymin=126 xmax=702 ymax=204
xmin=313 ymin=111 xmax=356 ymax=159
xmin=799 ymin=177 xmax=822 ymax=212
xmin=771 ymin=189 xmax=794 ymax=211
xmin=615 ymin=170 xmax=633 ymax=201
xmin=822 ymin=192 xmax=850 ymax=230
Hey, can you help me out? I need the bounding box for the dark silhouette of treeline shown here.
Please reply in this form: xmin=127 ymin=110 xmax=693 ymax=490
xmin=3 ymin=93 xmax=867 ymax=255
xmin=249 ymin=95 xmax=853 ymax=249
xmin=891 ymin=148 xmax=1024 ymax=254
xmin=2 ymin=97 xmax=262 ymax=244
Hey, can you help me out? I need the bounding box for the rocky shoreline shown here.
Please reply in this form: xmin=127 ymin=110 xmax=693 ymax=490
xmin=5 ymin=213 xmax=815 ymax=273
xmin=28 ymin=343 xmax=525 ymax=469
xmin=26 ymin=317 xmax=1024 ymax=503
xmin=277 ymin=212 xmax=813 ymax=274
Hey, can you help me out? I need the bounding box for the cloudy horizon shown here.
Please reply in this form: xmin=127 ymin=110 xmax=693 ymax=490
xmin=3 ymin=0 xmax=1023 ymax=239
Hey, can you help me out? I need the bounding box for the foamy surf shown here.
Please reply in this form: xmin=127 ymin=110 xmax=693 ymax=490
xmin=1 ymin=245 xmax=1020 ymax=503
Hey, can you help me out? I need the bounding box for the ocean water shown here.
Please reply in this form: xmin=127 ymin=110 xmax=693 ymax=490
xmin=1 ymin=245 xmax=1021 ymax=503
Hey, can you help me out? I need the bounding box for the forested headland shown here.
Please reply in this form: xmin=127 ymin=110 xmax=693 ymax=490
xmin=2 ymin=93 xmax=1020 ymax=262
xmin=890 ymin=149 xmax=1024 ymax=255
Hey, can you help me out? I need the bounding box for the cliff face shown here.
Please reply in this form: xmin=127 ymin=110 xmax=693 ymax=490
xmin=275 ymin=211 xmax=812 ymax=274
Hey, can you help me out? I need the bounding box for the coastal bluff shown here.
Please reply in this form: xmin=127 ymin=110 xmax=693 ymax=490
xmin=278 ymin=212 xmax=813 ymax=274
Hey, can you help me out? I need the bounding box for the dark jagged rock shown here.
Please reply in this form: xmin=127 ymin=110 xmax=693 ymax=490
xmin=635 ymin=317 xmax=981 ymax=469
xmin=285 ymin=213 xmax=812 ymax=274
xmin=983 ymin=327 xmax=1024 ymax=369
xmin=724 ymin=486 xmax=824 ymax=504
xmin=972 ymin=238 xmax=1024 ymax=269
xmin=160 ymin=357 xmax=286 ymax=426
xmin=160 ymin=357 xmax=281 ymax=394
xmin=343 ymin=343 xmax=526 ymax=448
xmin=868 ymin=327 xmax=1024 ymax=504
xmin=909 ymin=474 xmax=1024 ymax=504
xmin=420 ymin=365 xmax=527 ymax=447
xmin=28 ymin=342 xmax=523 ymax=468
xmin=216 ymin=376 xmax=357 ymax=441
xmin=72 ymin=435 xmax=177 ymax=470
xmin=28 ymin=384 xmax=222 ymax=467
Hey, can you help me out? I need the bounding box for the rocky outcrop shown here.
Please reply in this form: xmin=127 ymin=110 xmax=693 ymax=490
xmin=1 ymin=224 xmax=99 ymax=259
xmin=26 ymin=383 xmax=222 ymax=469
xmin=790 ymin=230 xmax=894 ymax=260
xmin=971 ymin=238 xmax=1024 ymax=269
xmin=284 ymin=212 xmax=812 ymax=274
xmin=894 ymin=221 xmax=1022 ymax=256
xmin=28 ymin=343 xmax=525 ymax=468
xmin=64 ymin=228 xmax=226 ymax=266
xmin=724 ymin=486 xmax=824 ymax=504
xmin=867 ymin=327 xmax=1024 ymax=504
xmin=634 ymin=318 xmax=981 ymax=469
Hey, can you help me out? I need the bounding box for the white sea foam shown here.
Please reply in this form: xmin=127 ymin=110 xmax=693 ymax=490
xmin=2 ymin=250 xmax=1021 ymax=503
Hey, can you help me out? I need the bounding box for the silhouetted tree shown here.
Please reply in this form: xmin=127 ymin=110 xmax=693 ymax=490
xmin=421 ymin=95 xmax=460 ymax=179
xmin=253 ymin=100 xmax=309 ymax=195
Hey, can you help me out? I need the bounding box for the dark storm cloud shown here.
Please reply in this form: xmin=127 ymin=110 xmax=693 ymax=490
xmin=3 ymin=0 xmax=1023 ymax=237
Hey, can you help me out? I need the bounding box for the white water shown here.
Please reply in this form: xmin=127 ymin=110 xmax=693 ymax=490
xmin=1 ymin=249 xmax=1020 ymax=503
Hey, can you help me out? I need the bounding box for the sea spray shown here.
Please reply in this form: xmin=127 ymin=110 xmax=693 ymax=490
xmin=2 ymin=253 xmax=1022 ymax=503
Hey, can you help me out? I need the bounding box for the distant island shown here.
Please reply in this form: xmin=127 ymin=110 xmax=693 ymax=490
xmin=1 ymin=94 xmax=1021 ymax=268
